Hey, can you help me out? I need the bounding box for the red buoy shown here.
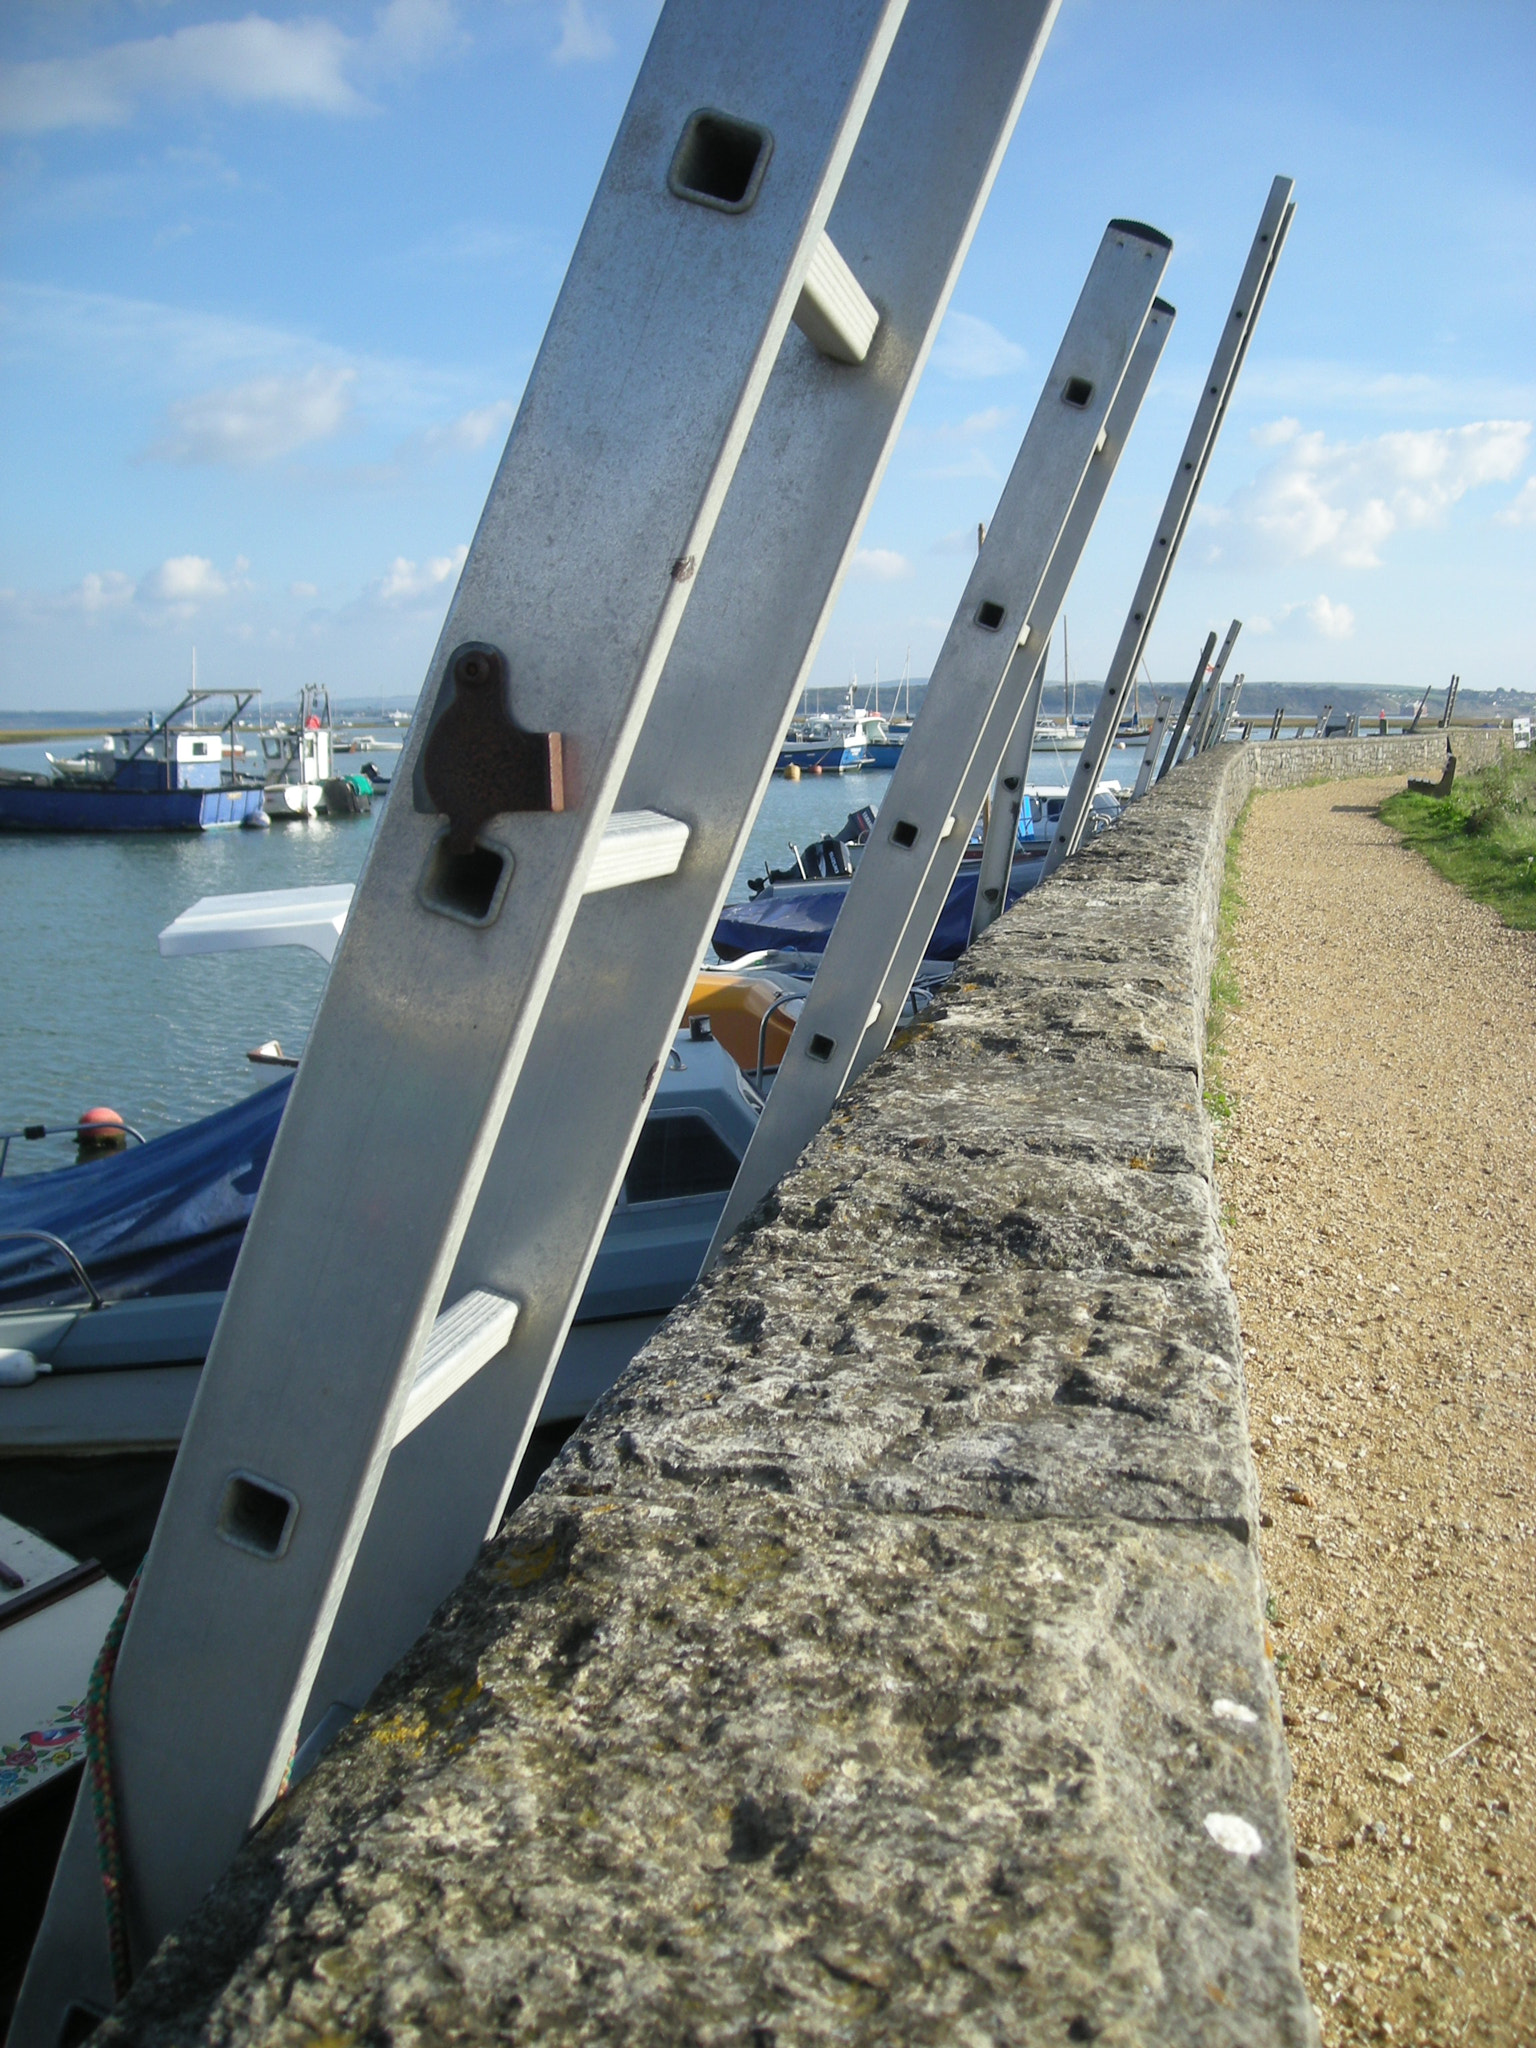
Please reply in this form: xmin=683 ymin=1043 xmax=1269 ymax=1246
xmin=76 ymin=1107 xmax=128 ymax=1157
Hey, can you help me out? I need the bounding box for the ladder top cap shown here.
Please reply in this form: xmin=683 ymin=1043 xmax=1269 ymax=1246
xmin=1107 ymin=219 xmax=1173 ymax=252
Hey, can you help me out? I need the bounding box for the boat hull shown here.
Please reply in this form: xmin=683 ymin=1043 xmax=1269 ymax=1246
xmin=264 ymin=783 xmax=324 ymax=819
xmin=0 ymin=785 xmax=266 ymax=832
xmin=774 ymin=744 xmax=872 ymax=773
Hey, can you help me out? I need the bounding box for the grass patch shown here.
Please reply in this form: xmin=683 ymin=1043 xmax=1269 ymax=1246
xmin=1204 ymin=794 xmax=1252 ymax=1166
xmin=1380 ymin=746 xmax=1536 ymax=929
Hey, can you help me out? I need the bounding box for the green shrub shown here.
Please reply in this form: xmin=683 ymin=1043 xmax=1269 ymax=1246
xmin=1381 ymin=745 xmax=1536 ymax=928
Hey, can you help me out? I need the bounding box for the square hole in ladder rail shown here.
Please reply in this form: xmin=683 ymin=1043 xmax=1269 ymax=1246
xmin=891 ymin=819 xmax=919 ymax=849
xmin=975 ymin=602 xmax=1006 ymax=632
xmin=1062 ymin=376 xmax=1094 ymax=409
xmin=807 ymin=1034 xmax=836 ymax=1063
xmin=419 ymin=835 xmax=514 ymax=927
xmin=668 ymin=110 xmax=773 ymax=213
xmin=219 ymin=1471 xmax=299 ymax=1560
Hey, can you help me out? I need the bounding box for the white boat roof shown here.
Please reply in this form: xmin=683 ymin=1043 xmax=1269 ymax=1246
xmin=158 ymin=885 xmax=356 ymax=964
xmin=157 ymin=811 xmax=692 ymax=971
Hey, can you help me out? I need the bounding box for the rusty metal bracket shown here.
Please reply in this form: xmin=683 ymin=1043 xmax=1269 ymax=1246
xmin=414 ymin=643 xmax=565 ymax=853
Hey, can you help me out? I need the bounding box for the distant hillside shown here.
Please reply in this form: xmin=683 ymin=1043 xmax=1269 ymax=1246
xmin=802 ymin=679 xmax=1532 ymax=723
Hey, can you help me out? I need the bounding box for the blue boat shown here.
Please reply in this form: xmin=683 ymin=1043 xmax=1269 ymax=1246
xmin=714 ymin=858 xmax=1039 ymax=962
xmin=0 ymin=689 xmax=268 ymax=833
xmin=716 ymin=786 xmax=1124 ymax=962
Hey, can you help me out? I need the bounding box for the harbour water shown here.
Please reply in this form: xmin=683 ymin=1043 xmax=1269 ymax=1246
xmin=0 ymin=733 xmax=1139 ymax=1169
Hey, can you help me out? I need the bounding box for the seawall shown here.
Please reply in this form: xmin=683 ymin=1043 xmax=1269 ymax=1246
xmin=101 ymin=730 xmax=1501 ymax=2046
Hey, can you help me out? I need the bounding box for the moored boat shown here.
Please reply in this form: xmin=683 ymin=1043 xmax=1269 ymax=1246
xmin=0 ymin=913 xmax=810 ymax=1462
xmin=0 ymin=690 xmax=266 ymax=833
xmin=777 ymin=697 xmax=890 ymax=774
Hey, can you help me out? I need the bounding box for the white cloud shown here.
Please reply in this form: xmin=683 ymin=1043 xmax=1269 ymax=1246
xmin=1496 ymin=476 xmax=1536 ymax=527
xmin=370 ymin=0 xmax=459 ymax=69
xmin=140 ymin=555 xmax=229 ymax=605
xmin=148 ymin=367 xmax=357 ymax=466
xmin=931 ymin=312 xmax=1026 ymax=380
xmin=1211 ymin=419 xmax=1532 ymax=568
xmin=419 ymin=400 xmax=515 ymax=456
xmin=374 ymin=546 xmax=469 ymax=605
xmin=552 ymin=0 xmax=615 ymax=64
xmin=68 ymin=570 xmax=137 ymax=614
xmin=1246 ymin=594 xmax=1356 ymax=641
xmin=1251 ymin=416 xmax=1301 ymax=447
xmin=1303 ymin=594 xmax=1355 ymax=640
xmin=290 ymin=580 xmax=319 ymax=600
xmin=916 ymin=448 xmax=1001 ymax=484
xmin=1241 ymin=360 xmax=1536 ymax=423
xmin=850 ymin=548 xmax=913 ymax=582
xmin=0 ymin=17 xmax=363 ymax=136
xmin=4 ymin=554 xmax=242 ymax=621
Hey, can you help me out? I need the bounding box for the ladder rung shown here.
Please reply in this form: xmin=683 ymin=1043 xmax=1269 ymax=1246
xmin=582 ymin=810 xmax=691 ymax=894
xmin=396 ymin=1290 xmax=519 ymax=1445
xmin=793 ymin=232 xmax=880 ymax=365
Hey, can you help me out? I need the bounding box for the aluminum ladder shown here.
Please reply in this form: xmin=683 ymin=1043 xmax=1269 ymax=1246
xmin=708 ymin=225 xmax=1175 ymax=1257
xmin=15 ymin=0 xmax=1070 ymax=2032
xmin=1038 ymin=175 xmax=1295 ymax=878
xmin=1130 ymin=693 xmax=1173 ymax=799
xmin=1186 ymin=618 xmax=1243 ymax=761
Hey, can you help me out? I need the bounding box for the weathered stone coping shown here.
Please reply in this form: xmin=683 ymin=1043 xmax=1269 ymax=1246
xmin=101 ymin=734 xmax=1500 ymax=2046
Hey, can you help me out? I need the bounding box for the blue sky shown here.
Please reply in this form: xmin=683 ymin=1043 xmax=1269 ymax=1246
xmin=1 ymin=0 xmax=1532 ymax=713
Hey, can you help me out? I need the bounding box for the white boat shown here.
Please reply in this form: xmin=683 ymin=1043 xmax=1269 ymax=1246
xmin=259 ymin=687 xmax=377 ymax=819
xmin=0 ymin=1514 xmax=123 ymax=1817
xmin=0 ymin=888 xmax=810 ymax=1457
xmin=777 ymin=697 xmax=888 ymax=773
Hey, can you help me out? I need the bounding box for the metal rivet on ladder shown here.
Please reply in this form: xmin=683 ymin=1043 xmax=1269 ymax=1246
xmin=793 ymin=233 xmax=880 ymax=365
xmin=668 ymin=109 xmax=773 ymax=214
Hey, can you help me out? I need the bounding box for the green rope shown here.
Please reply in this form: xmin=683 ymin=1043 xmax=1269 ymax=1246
xmin=83 ymin=1567 xmax=141 ymax=2002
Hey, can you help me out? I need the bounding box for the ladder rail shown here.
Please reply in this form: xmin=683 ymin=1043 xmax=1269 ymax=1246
xmin=969 ymin=645 xmax=1047 ymax=944
xmin=708 ymin=221 xmax=1174 ymax=1257
xmin=1207 ymin=670 xmax=1245 ymax=751
xmin=1186 ymin=618 xmax=1242 ymax=760
xmin=14 ymin=3 xmax=915 ymax=2020
xmin=1038 ymin=176 xmax=1295 ymax=876
xmin=299 ymin=0 xmax=1065 ymax=1750
xmin=968 ymin=297 xmax=1173 ymax=943
xmin=856 ymin=303 xmax=1179 ymax=999
xmin=848 ymin=299 xmax=1172 ymax=1073
xmin=1131 ymin=693 xmax=1172 ymax=798
xmin=1156 ymin=631 xmax=1217 ymax=786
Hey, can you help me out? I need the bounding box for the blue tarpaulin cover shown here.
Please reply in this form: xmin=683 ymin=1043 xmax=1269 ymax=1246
xmin=712 ymin=863 xmax=1034 ymax=964
xmin=0 ymin=1077 xmax=291 ymax=1307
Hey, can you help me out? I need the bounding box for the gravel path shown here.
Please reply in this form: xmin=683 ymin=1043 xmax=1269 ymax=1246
xmin=1217 ymin=776 xmax=1536 ymax=2047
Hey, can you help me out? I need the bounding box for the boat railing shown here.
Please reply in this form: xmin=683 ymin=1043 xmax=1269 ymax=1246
xmin=0 ymin=1120 xmax=146 ymax=1177
xmin=754 ymin=991 xmax=804 ymax=1095
xmin=0 ymin=1228 xmax=104 ymax=1311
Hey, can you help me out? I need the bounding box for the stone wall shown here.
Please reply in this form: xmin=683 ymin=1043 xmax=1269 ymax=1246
xmin=100 ymin=734 xmax=1501 ymax=2047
